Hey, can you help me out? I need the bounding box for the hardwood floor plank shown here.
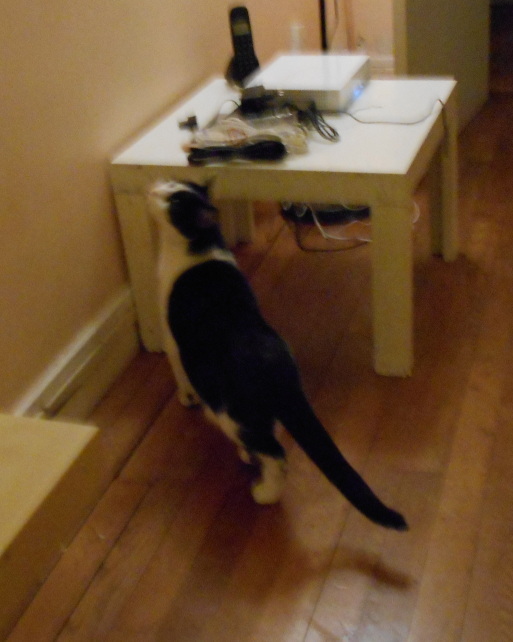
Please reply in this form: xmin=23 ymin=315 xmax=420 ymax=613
xmin=100 ymin=436 xmax=246 ymax=640
xmin=87 ymin=352 xmax=163 ymax=427
xmin=88 ymin=354 xmax=175 ymax=490
xmin=148 ymin=485 xmax=262 ymax=641
xmin=460 ymin=373 xmax=513 ymax=642
xmin=304 ymin=469 xmax=412 ymax=642
xmin=302 ymin=265 xmax=470 ymax=640
xmin=54 ymin=399 xmax=216 ymax=640
xmin=406 ymin=230 xmax=513 ymax=640
xmin=6 ymin=477 xmax=150 ymax=642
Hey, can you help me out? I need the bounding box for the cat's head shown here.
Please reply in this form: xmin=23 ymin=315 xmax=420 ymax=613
xmin=148 ymin=180 xmax=218 ymax=241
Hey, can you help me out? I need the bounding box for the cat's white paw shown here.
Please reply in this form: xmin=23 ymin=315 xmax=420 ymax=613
xmin=177 ymin=388 xmax=201 ymax=407
xmin=251 ymin=455 xmax=287 ymax=504
xmin=251 ymin=478 xmax=283 ymax=505
xmin=238 ymin=446 xmax=252 ymax=465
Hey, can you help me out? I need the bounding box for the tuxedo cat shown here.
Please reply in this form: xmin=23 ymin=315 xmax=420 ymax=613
xmin=148 ymin=181 xmax=407 ymax=530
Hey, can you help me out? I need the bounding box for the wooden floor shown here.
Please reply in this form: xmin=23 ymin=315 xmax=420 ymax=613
xmin=9 ymin=34 xmax=513 ymax=642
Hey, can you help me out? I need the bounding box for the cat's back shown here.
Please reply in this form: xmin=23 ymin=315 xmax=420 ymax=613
xmin=169 ymin=259 xmax=263 ymax=336
xmin=169 ymin=258 xmax=294 ymax=410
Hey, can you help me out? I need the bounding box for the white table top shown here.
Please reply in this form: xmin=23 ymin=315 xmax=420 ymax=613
xmin=112 ymin=76 xmax=456 ymax=177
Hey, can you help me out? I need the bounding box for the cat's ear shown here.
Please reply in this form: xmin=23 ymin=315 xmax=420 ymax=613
xmin=202 ymin=178 xmax=216 ymax=196
xmin=183 ymin=180 xmax=212 ymax=200
xmin=187 ymin=182 xmax=218 ymax=228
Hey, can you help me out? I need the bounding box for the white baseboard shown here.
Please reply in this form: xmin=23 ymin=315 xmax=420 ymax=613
xmin=13 ymin=287 xmax=140 ymax=420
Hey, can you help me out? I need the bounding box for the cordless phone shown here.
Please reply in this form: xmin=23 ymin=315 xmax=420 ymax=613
xmin=227 ymin=6 xmax=259 ymax=86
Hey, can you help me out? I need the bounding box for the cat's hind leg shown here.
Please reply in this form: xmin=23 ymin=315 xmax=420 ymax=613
xmin=204 ymin=409 xmax=252 ymax=464
xmin=203 ymin=409 xmax=246 ymax=458
xmin=170 ymin=355 xmax=200 ymax=408
xmin=252 ymin=454 xmax=287 ymax=504
xmin=237 ymin=446 xmax=253 ymax=465
xmin=241 ymin=428 xmax=288 ymax=505
xmin=205 ymin=411 xmax=287 ymax=502
xmin=163 ymin=333 xmax=201 ymax=407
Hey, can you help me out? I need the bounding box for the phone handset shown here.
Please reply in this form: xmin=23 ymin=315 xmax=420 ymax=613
xmin=227 ymin=6 xmax=259 ymax=86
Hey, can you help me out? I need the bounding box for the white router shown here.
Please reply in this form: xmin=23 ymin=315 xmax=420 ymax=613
xmin=246 ymin=53 xmax=370 ymax=112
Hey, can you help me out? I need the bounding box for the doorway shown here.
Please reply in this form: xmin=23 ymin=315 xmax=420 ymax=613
xmin=490 ymin=2 xmax=513 ymax=93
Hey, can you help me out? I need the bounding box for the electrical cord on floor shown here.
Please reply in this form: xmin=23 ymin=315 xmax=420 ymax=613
xmin=283 ymin=200 xmax=421 ymax=253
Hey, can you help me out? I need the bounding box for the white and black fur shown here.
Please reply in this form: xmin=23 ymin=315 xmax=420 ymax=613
xmin=148 ymin=180 xmax=407 ymax=530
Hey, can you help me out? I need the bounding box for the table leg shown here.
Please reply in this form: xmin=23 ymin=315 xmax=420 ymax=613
xmin=216 ymin=200 xmax=255 ymax=245
xmin=429 ymin=94 xmax=459 ymax=260
xmin=371 ymin=201 xmax=414 ymax=376
xmin=112 ymin=191 xmax=162 ymax=352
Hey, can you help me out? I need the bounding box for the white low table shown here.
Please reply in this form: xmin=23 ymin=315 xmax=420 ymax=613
xmin=110 ymin=75 xmax=458 ymax=376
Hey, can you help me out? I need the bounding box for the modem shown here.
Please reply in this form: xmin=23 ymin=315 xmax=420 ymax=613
xmin=246 ymin=53 xmax=370 ymax=112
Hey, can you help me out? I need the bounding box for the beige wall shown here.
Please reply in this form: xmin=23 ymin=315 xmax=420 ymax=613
xmin=324 ymin=0 xmax=394 ymax=54
xmin=0 ymin=0 xmax=319 ymax=412
xmin=352 ymin=0 xmax=394 ymax=54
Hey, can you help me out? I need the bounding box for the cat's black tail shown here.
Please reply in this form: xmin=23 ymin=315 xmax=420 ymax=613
xmin=276 ymin=387 xmax=408 ymax=531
